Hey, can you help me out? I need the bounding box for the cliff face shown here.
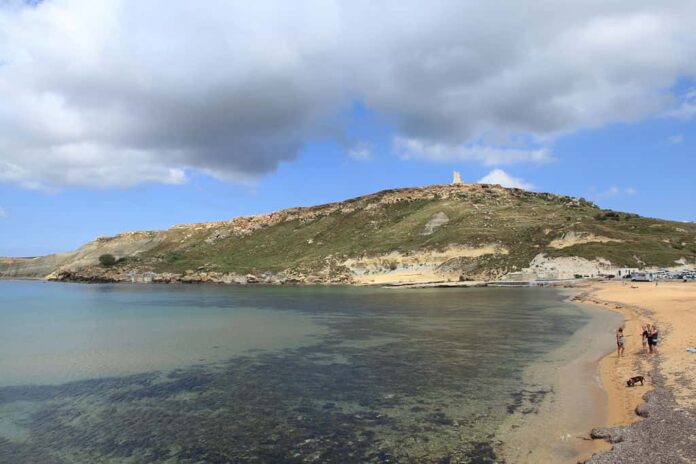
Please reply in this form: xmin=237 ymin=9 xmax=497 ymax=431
xmin=0 ymin=254 xmax=73 ymax=279
xmin=2 ymin=183 xmax=695 ymax=284
xmin=0 ymin=232 xmax=165 ymax=280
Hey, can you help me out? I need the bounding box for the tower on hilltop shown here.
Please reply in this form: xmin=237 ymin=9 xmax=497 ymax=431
xmin=452 ymin=171 xmax=463 ymax=184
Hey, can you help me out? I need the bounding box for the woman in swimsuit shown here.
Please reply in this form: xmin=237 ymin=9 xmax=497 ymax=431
xmin=616 ymin=327 xmax=625 ymax=357
xmin=649 ymin=325 xmax=659 ymax=355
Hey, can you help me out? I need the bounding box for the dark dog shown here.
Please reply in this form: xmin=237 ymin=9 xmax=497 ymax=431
xmin=627 ymin=376 xmax=644 ymax=387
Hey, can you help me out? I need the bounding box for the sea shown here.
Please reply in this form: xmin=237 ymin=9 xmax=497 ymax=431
xmin=0 ymin=280 xmax=617 ymax=463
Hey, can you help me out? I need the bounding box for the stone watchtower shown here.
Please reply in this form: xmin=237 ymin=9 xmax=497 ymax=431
xmin=452 ymin=171 xmax=463 ymax=184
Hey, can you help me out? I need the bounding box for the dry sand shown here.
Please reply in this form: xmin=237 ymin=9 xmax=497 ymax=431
xmin=581 ymin=281 xmax=696 ymax=414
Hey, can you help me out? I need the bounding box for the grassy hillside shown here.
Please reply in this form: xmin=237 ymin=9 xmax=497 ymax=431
xmin=3 ymin=183 xmax=694 ymax=283
xmin=121 ymin=184 xmax=696 ymax=277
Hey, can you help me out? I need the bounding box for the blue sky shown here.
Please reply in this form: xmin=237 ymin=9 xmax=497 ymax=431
xmin=1 ymin=1 xmax=695 ymax=256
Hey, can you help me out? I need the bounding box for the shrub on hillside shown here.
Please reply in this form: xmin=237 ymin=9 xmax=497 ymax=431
xmin=98 ymin=254 xmax=117 ymax=267
xmin=594 ymin=211 xmax=621 ymax=221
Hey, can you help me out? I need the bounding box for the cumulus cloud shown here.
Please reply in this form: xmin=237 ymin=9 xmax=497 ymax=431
xmin=595 ymin=186 xmax=638 ymax=198
xmin=1 ymin=1 xmax=696 ymax=188
xmin=394 ymin=137 xmax=551 ymax=165
xmin=347 ymin=142 xmax=371 ymax=161
xmin=665 ymin=88 xmax=696 ymax=119
xmin=668 ymin=134 xmax=684 ymax=144
xmin=478 ymin=169 xmax=533 ymax=190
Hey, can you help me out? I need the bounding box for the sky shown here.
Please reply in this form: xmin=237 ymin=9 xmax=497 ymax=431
xmin=0 ymin=0 xmax=695 ymax=256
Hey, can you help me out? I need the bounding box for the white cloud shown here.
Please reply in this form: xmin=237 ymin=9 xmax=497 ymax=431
xmin=601 ymin=186 xmax=621 ymax=197
xmin=478 ymin=169 xmax=534 ymax=190
xmin=347 ymin=142 xmax=371 ymax=161
xmin=668 ymin=133 xmax=684 ymax=144
xmin=595 ymin=186 xmax=638 ymax=198
xmin=1 ymin=1 xmax=696 ymax=188
xmin=665 ymin=88 xmax=696 ymax=119
xmin=0 ymin=145 xmax=187 ymax=189
xmin=394 ymin=137 xmax=551 ymax=166
xmin=0 ymin=207 xmax=6 ymax=218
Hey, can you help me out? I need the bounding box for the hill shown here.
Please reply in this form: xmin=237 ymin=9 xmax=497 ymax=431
xmin=1 ymin=183 xmax=694 ymax=285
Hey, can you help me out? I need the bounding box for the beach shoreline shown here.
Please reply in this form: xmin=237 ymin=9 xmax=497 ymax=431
xmin=496 ymin=289 xmax=622 ymax=463
xmin=574 ymin=280 xmax=696 ymax=463
xmin=498 ymin=280 xmax=696 ymax=463
xmin=572 ymin=284 xmax=656 ymax=429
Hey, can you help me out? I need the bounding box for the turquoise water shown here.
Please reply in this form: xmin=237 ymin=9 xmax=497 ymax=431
xmin=0 ymin=281 xmax=590 ymax=463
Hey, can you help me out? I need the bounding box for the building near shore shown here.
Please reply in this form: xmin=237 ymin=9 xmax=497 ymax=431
xmin=617 ymin=268 xmax=639 ymax=278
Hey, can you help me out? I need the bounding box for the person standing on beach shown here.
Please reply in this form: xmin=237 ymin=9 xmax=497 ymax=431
xmin=641 ymin=325 xmax=650 ymax=354
xmin=616 ymin=327 xmax=626 ymax=357
xmin=648 ymin=325 xmax=659 ymax=355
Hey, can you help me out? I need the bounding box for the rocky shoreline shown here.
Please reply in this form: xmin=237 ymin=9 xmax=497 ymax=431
xmin=46 ymin=268 xmax=354 ymax=285
xmin=42 ymin=268 xmax=581 ymax=288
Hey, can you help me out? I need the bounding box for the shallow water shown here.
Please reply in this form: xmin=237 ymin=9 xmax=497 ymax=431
xmin=0 ymin=281 xmax=592 ymax=463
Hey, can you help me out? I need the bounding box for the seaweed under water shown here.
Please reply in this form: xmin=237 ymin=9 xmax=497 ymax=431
xmin=0 ymin=283 xmax=587 ymax=463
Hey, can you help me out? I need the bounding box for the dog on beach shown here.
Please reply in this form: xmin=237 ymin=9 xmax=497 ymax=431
xmin=626 ymin=376 xmax=645 ymax=387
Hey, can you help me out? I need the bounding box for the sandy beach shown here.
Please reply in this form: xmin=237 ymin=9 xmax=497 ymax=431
xmin=577 ymin=280 xmax=696 ymax=462
xmin=499 ymin=280 xmax=696 ymax=463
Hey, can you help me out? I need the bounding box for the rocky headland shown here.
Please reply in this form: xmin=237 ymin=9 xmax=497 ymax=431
xmin=2 ymin=183 xmax=694 ymax=285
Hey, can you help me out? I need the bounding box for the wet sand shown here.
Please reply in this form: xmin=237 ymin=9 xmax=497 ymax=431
xmin=497 ymin=298 xmax=622 ymax=463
